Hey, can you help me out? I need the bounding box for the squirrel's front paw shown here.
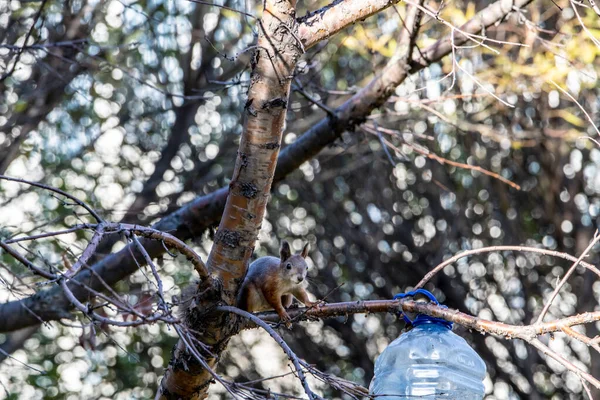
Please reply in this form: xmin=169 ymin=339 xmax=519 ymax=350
xmin=280 ymin=312 xmax=292 ymax=329
xmin=304 ymin=300 xmax=324 ymax=308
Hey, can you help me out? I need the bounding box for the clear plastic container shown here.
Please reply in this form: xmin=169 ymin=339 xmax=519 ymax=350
xmin=369 ymin=317 xmax=486 ymax=399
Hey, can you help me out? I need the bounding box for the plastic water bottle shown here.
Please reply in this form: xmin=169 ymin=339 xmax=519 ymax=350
xmin=369 ymin=291 xmax=486 ymax=399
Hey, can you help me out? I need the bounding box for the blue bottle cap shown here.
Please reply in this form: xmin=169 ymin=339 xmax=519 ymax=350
xmin=394 ymin=289 xmax=453 ymax=329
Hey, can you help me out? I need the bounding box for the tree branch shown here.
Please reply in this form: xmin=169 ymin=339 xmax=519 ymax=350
xmin=242 ymin=299 xmax=600 ymax=390
xmin=298 ymin=0 xmax=402 ymax=49
xmin=275 ymin=0 xmax=533 ymax=182
xmin=241 ymin=299 xmax=600 ymax=341
xmin=415 ymin=245 xmax=600 ymax=289
xmin=0 ymin=175 xmax=104 ymax=223
xmin=216 ymin=305 xmax=321 ymax=400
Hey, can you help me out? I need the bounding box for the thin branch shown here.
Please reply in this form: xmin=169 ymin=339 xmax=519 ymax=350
xmin=404 ymin=0 xmax=528 ymax=52
xmin=365 ymin=126 xmax=522 ymax=189
xmin=293 ymin=79 xmax=336 ymax=116
xmin=216 ymin=305 xmax=321 ymax=400
xmin=0 ymin=242 xmax=56 ymax=279
xmin=0 ymin=0 xmax=49 ymax=82
xmin=173 ymin=325 xmax=245 ymax=399
xmin=536 ymin=231 xmax=600 ymax=323
xmin=130 ymin=235 xmax=167 ymax=313
xmin=416 ymin=245 xmax=600 ymax=289
xmin=530 ymin=338 xmax=600 ymax=389
xmin=549 ymin=79 xmax=600 ymax=136
xmin=187 ymin=0 xmax=257 ymax=18
xmin=561 ymin=326 xmax=600 ymax=353
xmin=66 ymin=225 xmax=106 ymax=277
xmin=589 ymin=0 xmax=600 ymax=15
xmin=571 ymin=0 xmax=600 ymax=49
xmin=0 ymin=175 xmax=104 ymax=223
xmin=5 ymin=224 xmax=96 ymax=244
xmin=117 ymin=224 xmax=208 ymax=280
xmin=59 ymin=278 xmax=177 ymax=327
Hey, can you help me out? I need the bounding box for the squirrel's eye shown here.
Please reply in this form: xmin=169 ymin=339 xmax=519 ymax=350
xmin=286 ymin=263 xmax=292 ymax=270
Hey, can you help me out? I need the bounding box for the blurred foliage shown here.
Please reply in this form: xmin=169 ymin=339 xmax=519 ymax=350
xmin=1 ymin=0 xmax=600 ymax=399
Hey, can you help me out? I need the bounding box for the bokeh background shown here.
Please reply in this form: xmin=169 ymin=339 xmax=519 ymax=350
xmin=1 ymin=0 xmax=600 ymax=398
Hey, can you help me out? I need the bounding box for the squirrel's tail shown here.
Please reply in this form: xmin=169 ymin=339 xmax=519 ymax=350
xmin=237 ymin=284 xmax=249 ymax=311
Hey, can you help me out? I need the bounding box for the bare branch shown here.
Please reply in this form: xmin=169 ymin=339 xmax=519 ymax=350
xmin=0 ymin=242 xmax=56 ymax=279
xmin=530 ymin=338 xmax=600 ymax=389
xmin=364 ymin=125 xmax=522 ymax=189
xmin=217 ymin=305 xmax=321 ymax=400
xmin=298 ymin=0 xmax=401 ymax=49
xmin=0 ymin=175 xmax=104 ymax=223
xmin=416 ymin=245 xmax=600 ymax=289
xmin=536 ymin=231 xmax=600 ymax=323
xmin=118 ymin=224 xmax=208 ymax=280
xmin=549 ymin=79 xmax=600 ymax=136
xmin=5 ymin=224 xmax=95 ymax=244
xmin=0 ymin=0 xmax=49 ymax=83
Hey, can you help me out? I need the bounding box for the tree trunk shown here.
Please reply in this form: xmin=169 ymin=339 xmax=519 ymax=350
xmin=157 ymin=0 xmax=303 ymax=397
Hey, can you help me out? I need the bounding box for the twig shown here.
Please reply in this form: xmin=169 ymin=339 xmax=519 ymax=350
xmin=536 ymin=231 xmax=600 ymax=323
xmin=59 ymin=278 xmax=177 ymax=327
xmin=365 ymin=126 xmax=522 ymax=190
xmin=571 ymin=0 xmax=600 ymax=49
xmin=0 ymin=0 xmax=49 ymax=82
xmin=0 ymin=175 xmax=104 ymax=223
xmin=0 ymin=346 xmax=45 ymax=374
xmin=66 ymin=224 xmax=106 ymax=277
xmin=530 ymin=338 xmax=600 ymax=389
xmin=589 ymin=0 xmax=600 ymax=15
xmin=549 ymin=79 xmax=600 ymax=136
xmin=173 ymin=325 xmax=245 ymax=399
xmin=561 ymin=326 xmax=600 ymax=354
xmin=216 ymin=305 xmax=322 ymax=400
xmin=0 ymin=242 xmax=56 ymax=279
xmin=402 ymin=0 xmax=527 ymax=57
xmin=187 ymin=0 xmax=257 ymax=18
xmin=5 ymin=224 xmax=96 ymax=244
xmin=116 ymin=224 xmax=208 ymax=279
xmin=416 ymin=245 xmax=600 ymax=289
xmin=130 ymin=234 xmax=167 ymax=313
xmin=293 ymin=80 xmax=336 ymax=116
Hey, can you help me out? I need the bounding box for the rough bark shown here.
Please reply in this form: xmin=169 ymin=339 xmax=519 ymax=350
xmin=157 ymin=0 xmax=304 ymax=396
xmin=298 ymin=0 xmax=401 ymax=49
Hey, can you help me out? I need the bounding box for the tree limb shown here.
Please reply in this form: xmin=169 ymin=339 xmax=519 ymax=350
xmin=216 ymin=305 xmax=321 ymax=400
xmin=298 ymin=0 xmax=402 ymax=49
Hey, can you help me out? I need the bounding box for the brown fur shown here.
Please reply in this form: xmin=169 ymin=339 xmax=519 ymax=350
xmin=237 ymin=241 xmax=314 ymax=328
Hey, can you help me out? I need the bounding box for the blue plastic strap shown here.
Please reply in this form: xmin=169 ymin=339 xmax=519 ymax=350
xmin=394 ymin=289 xmax=453 ymax=329
xmin=394 ymin=289 xmax=440 ymax=304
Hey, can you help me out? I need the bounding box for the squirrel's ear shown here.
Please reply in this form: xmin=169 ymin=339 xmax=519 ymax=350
xmin=301 ymin=243 xmax=309 ymax=258
xmin=280 ymin=240 xmax=291 ymax=260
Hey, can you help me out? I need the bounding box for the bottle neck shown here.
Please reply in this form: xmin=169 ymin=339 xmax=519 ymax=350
xmin=411 ymin=315 xmax=452 ymax=329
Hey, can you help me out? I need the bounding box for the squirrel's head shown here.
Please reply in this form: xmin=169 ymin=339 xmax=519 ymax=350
xmin=279 ymin=240 xmax=310 ymax=285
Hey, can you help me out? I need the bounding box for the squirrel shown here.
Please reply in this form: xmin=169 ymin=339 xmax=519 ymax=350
xmin=237 ymin=240 xmax=315 ymax=328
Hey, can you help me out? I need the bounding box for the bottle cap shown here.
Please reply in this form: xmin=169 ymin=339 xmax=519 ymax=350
xmin=394 ymin=288 xmax=453 ymax=329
